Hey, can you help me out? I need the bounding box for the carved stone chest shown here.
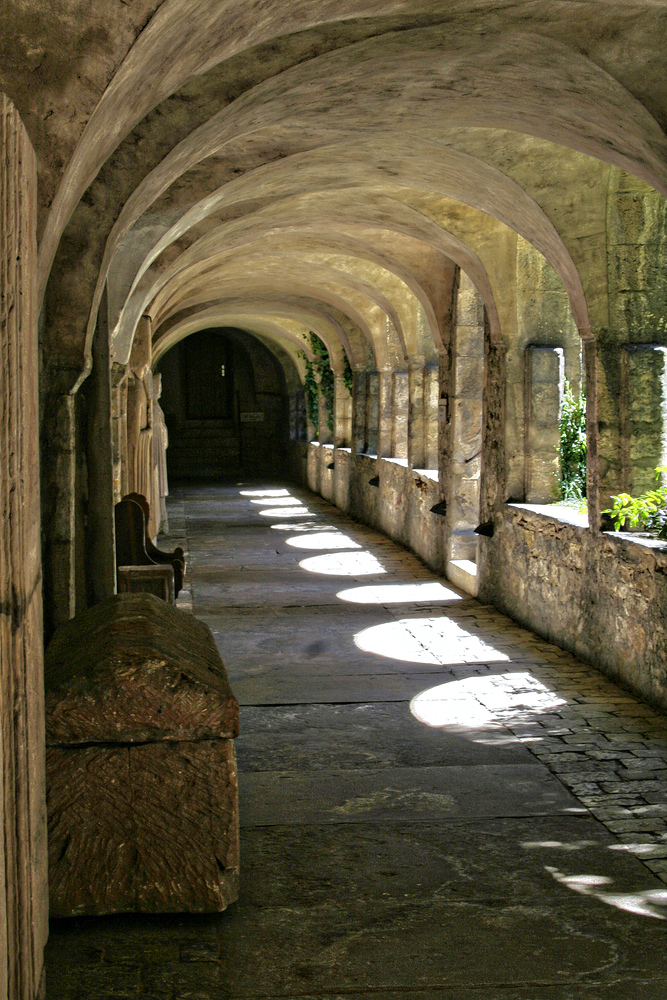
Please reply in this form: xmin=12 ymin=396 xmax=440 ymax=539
xmin=45 ymin=593 xmax=239 ymax=916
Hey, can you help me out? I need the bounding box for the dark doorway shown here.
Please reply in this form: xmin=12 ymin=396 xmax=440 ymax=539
xmin=156 ymin=327 xmax=291 ymax=480
xmin=184 ymin=330 xmax=234 ymax=420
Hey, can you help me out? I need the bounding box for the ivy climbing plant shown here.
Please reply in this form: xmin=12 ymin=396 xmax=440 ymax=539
xmin=300 ymin=333 xmax=353 ymax=435
xmin=557 ymin=379 xmax=587 ymax=504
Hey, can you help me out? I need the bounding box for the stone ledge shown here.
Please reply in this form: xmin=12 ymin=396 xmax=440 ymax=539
xmin=507 ymin=502 xmax=589 ymax=529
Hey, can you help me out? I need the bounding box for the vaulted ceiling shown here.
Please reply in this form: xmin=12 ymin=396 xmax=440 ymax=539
xmin=4 ymin=1 xmax=667 ymax=379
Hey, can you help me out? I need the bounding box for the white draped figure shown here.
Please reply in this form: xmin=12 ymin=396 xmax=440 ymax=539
xmin=152 ymin=373 xmax=170 ymax=535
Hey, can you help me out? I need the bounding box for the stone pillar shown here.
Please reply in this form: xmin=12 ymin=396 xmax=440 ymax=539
xmin=408 ymin=362 xmax=426 ymax=469
xmin=334 ymin=374 xmax=352 ymax=449
xmin=524 ymin=346 xmax=564 ymax=503
xmin=424 ymin=365 xmax=440 ymax=470
xmin=111 ymin=362 xmax=128 ymax=505
xmin=446 ymin=276 xmax=485 ymax=559
xmin=0 ymin=92 xmax=48 ymax=1000
xmin=365 ymin=372 xmax=379 ymax=455
xmin=479 ymin=335 xmax=507 ymax=522
xmin=620 ymin=344 xmax=667 ymax=495
xmin=377 ymin=369 xmax=393 ymax=458
xmin=392 ymin=372 xmax=409 ymax=460
xmin=317 ymin=385 xmax=332 ymax=445
xmin=41 ymin=376 xmax=79 ymax=629
xmin=85 ymin=289 xmax=116 ymax=604
xmin=352 ymin=371 xmax=367 ymax=454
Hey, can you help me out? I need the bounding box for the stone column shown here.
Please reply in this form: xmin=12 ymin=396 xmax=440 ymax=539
xmin=524 ymin=346 xmax=565 ymax=503
xmin=620 ymin=344 xmax=667 ymax=494
xmin=377 ymin=369 xmax=393 ymax=458
xmin=392 ymin=371 xmax=409 ymax=460
xmin=365 ymin=372 xmax=379 ymax=455
xmin=352 ymin=371 xmax=367 ymax=454
xmin=41 ymin=372 xmax=79 ymax=629
xmin=0 ymin=92 xmax=48 ymax=1000
xmin=84 ymin=288 xmax=116 ymax=604
xmin=408 ymin=361 xmax=426 ymax=470
xmin=424 ymin=365 xmax=440 ymax=471
xmin=334 ymin=374 xmax=352 ymax=449
xmin=317 ymin=384 xmax=332 ymax=446
xmin=111 ymin=362 xmax=128 ymax=505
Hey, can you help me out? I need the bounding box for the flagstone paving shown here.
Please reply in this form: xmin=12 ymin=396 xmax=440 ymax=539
xmin=46 ymin=482 xmax=667 ymax=999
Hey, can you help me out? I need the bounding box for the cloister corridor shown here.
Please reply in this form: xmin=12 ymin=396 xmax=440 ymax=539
xmin=45 ymin=482 xmax=667 ymax=999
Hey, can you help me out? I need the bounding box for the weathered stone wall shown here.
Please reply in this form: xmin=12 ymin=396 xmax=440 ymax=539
xmin=309 ymin=441 xmax=667 ymax=713
xmin=308 ymin=444 xmax=445 ymax=575
xmin=481 ymin=506 xmax=667 ymax=711
xmin=597 ymin=169 xmax=667 ymax=511
xmin=0 ymin=94 xmax=48 ymax=1000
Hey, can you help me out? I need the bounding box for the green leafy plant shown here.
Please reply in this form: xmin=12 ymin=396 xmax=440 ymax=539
xmin=300 ymin=334 xmax=353 ymax=434
xmin=556 ymin=379 xmax=587 ymax=505
xmin=604 ymin=467 xmax=667 ymax=538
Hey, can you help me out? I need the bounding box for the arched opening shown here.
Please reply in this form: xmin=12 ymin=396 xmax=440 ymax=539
xmin=155 ymin=327 xmax=292 ymax=480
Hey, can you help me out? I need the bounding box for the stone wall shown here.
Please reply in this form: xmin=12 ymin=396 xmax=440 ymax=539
xmin=481 ymin=506 xmax=667 ymax=711
xmin=0 ymin=94 xmax=48 ymax=1000
xmin=308 ymin=442 xmax=667 ymax=713
xmin=307 ymin=444 xmax=445 ymax=575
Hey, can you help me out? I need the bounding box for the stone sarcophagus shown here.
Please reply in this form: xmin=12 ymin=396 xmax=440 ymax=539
xmin=45 ymin=593 xmax=239 ymax=917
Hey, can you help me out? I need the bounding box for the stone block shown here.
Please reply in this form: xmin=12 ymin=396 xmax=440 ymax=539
xmin=608 ymin=191 xmax=667 ymax=246
xmin=45 ymin=593 xmax=239 ymax=917
xmin=453 ymin=398 xmax=483 ymax=448
xmin=454 ymin=355 xmax=484 ymax=397
xmin=455 ymin=324 xmax=485 ymax=358
xmin=456 ymin=287 xmax=484 ymax=327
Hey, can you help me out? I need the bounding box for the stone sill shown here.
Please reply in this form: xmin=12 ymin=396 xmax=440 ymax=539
xmin=447 ymin=559 xmax=479 ymax=597
xmin=413 ymin=468 xmax=439 ymax=483
xmin=507 ymin=503 xmax=589 ymax=529
xmin=603 ymin=530 xmax=667 ymax=553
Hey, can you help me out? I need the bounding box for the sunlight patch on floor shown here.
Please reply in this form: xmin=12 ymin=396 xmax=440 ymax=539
xmin=271 ymin=523 xmax=335 ymax=532
xmin=260 ymin=507 xmax=316 ymax=518
xmin=287 ymin=532 xmax=362 ymax=551
xmin=546 ymin=866 xmax=667 ymax=920
xmin=250 ymin=496 xmax=302 ymax=506
xmin=337 ymin=582 xmax=462 ymax=604
xmin=410 ymin=673 xmax=566 ymax=728
xmin=299 ymin=551 xmax=386 ymax=576
xmin=240 ymin=489 xmax=292 ymax=497
xmin=355 ymin=617 xmax=511 ymax=666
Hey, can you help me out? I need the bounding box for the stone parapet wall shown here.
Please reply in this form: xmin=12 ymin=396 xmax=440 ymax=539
xmin=307 ymin=443 xmax=444 ymax=574
xmin=308 ymin=443 xmax=667 ymax=714
xmin=481 ymin=506 xmax=667 ymax=712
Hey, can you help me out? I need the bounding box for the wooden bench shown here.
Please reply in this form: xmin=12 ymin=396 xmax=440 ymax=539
xmin=45 ymin=593 xmax=239 ymax=916
xmin=115 ymin=496 xmax=185 ymax=597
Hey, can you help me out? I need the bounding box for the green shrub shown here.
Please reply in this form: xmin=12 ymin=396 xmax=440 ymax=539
xmin=557 ymin=379 xmax=587 ymax=504
xmin=604 ymin=467 xmax=667 ymax=538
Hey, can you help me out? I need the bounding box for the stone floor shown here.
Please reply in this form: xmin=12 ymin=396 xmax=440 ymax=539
xmin=46 ymin=482 xmax=667 ymax=999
